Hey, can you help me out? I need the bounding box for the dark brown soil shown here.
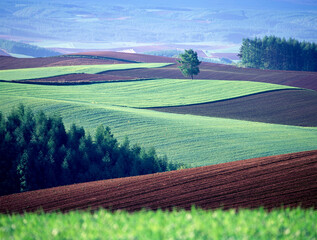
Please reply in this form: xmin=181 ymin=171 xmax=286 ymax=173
xmin=0 ymin=56 xmax=125 ymax=70
xmin=1 ymin=52 xmax=316 ymax=91
xmin=103 ymin=63 xmax=317 ymax=91
xmin=1 ymin=150 xmax=316 ymax=214
xmin=69 ymin=51 xmax=177 ymax=63
xmin=149 ymin=89 xmax=317 ymax=127
xmin=15 ymin=73 xmax=137 ymax=84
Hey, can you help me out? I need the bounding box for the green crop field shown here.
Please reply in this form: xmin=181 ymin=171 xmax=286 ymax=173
xmin=0 ymin=63 xmax=170 ymax=81
xmin=0 ymin=78 xmax=298 ymax=108
xmin=1 ymin=80 xmax=316 ymax=166
xmin=1 ymin=207 xmax=316 ymax=240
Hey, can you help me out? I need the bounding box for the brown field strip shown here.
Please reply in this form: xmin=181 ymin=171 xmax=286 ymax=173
xmin=69 ymin=51 xmax=177 ymax=63
xmin=1 ymin=150 xmax=316 ymax=214
xmin=0 ymin=56 xmax=124 ymax=70
xmin=104 ymin=63 xmax=317 ymax=91
xmin=1 ymin=52 xmax=316 ymax=90
xmin=15 ymin=73 xmax=137 ymax=84
xmin=149 ymin=89 xmax=317 ymax=127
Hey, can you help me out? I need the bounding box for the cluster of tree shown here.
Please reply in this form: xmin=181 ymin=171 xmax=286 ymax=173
xmin=0 ymin=39 xmax=60 ymax=57
xmin=238 ymin=36 xmax=317 ymax=71
xmin=0 ymin=105 xmax=179 ymax=196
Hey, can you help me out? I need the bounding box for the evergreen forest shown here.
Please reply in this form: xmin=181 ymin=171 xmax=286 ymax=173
xmin=0 ymin=105 xmax=178 ymax=196
xmin=238 ymin=36 xmax=317 ymax=71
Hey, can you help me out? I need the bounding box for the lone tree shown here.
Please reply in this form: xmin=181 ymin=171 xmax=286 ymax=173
xmin=177 ymin=49 xmax=201 ymax=79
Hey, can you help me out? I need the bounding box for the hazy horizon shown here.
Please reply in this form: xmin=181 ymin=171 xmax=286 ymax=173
xmin=0 ymin=0 xmax=316 ymax=53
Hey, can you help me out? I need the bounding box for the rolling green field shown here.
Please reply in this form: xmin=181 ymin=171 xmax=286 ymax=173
xmin=0 ymin=63 xmax=170 ymax=81
xmin=0 ymin=79 xmax=298 ymax=107
xmin=1 ymin=80 xmax=316 ymax=166
xmin=1 ymin=208 xmax=316 ymax=240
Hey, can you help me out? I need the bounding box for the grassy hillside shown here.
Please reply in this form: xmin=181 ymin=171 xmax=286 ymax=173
xmin=1 ymin=81 xmax=316 ymax=166
xmin=0 ymin=63 xmax=170 ymax=81
xmin=1 ymin=208 xmax=316 ymax=240
xmin=0 ymin=79 xmax=298 ymax=107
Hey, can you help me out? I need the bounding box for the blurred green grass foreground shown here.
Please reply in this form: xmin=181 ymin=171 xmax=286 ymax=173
xmin=1 ymin=207 xmax=316 ymax=240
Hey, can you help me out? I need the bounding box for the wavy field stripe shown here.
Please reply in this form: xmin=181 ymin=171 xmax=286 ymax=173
xmin=0 ymin=63 xmax=171 ymax=81
xmin=0 ymin=79 xmax=298 ymax=108
xmin=1 ymin=91 xmax=316 ymax=166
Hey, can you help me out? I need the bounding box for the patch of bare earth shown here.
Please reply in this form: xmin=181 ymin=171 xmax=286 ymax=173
xmin=2 ymin=52 xmax=316 ymax=90
xmin=148 ymin=89 xmax=317 ymax=127
xmin=0 ymin=56 xmax=125 ymax=70
xmin=1 ymin=150 xmax=316 ymax=213
xmin=104 ymin=62 xmax=317 ymax=91
xmin=15 ymin=73 xmax=137 ymax=84
xmin=69 ymin=51 xmax=177 ymax=63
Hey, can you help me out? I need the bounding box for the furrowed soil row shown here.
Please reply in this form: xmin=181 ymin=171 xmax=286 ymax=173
xmin=0 ymin=56 xmax=124 ymax=70
xmin=0 ymin=149 xmax=314 ymax=211
xmin=1 ymin=150 xmax=310 ymax=208
xmin=14 ymin=73 xmax=137 ymax=84
xmin=1 ymin=150 xmax=316 ymax=213
xmin=97 ymin=158 xmax=316 ymax=210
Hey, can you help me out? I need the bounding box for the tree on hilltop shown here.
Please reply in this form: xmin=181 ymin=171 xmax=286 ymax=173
xmin=177 ymin=49 xmax=201 ymax=79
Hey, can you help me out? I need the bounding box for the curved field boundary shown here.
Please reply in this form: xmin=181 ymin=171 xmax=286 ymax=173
xmin=0 ymin=79 xmax=299 ymax=108
xmin=1 ymin=150 xmax=316 ymax=213
xmin=68 ymin=51 xmax=178 ymax=63
xmin=149 ymin=89 xmax=317 ymax=127
xmin=1 ymin=81 xmax=317 ymax=166
xmin=64 ymin=54 xmax=140 ymax=63
xmin=0 ymin=56 xmax=126 ymax=70
xmin=0 ymin=63 xmax=171 ymax=81
xmin=104 ymin=64 xmax=317 ymax=91
xmin=13 ymin=73 xmax=138 ymax=85
xmin=1 ymin=52 xmax=316 ymax=90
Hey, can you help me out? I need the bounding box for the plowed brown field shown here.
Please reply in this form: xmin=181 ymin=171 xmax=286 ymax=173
xmin=1 ymin=150 xmax=316 ymax=214
xmin=0 ymin=56 xmax=124 ymax=70
xmin=15 ymin=73 xmax=137 ymax=84
xmin=149 ymin=89 xmax=317 ymax=127
xmin=104 ymin=63 xmax=317 ymax=91
xmin=1 ymin=52 xmax=316 ymax=90
xmin=69 ymin=51 xmax=177 ymax=63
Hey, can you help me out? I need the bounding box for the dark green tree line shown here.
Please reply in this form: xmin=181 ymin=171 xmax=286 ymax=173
xmin=238 ymin=36 xmax=317 ymax=71
xmin=0 ymin=105 xmax=179 ymax=196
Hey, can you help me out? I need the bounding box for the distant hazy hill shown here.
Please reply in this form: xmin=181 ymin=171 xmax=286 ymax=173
xmin=0 ymin=39 xmax=60 ymax=57
xmin=117 ymin=0 xmax=317 ymax=10
xmin=0 ymin=0 xmax=316 ymax=46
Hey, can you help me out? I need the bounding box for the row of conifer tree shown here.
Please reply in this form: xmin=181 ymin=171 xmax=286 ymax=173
xmin=238 ymin=36 xmax=317 ymax=71
xmin=0 ymin=105 xmax=179 ymax=196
